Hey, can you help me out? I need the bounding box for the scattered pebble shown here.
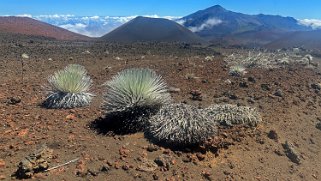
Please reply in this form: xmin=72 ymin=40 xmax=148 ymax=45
xmin=274 ymin=89 xmax=284 ymax=97
xmin=100 ymin=164 xmax=110 ymax=172
xmin=223 ymin=170 xmax=231 ymax=175
xmin=223 ymin=92 xmax=238 ymax=100
xmin=76 ymin=160 xmax=87 ymax=177
xmin=152 ymin=173 xmax=159 ymax=180
xmin=190 ymin=90 xmax=202 ymax=101
xmin=316 ymin=122 xmax=321 ymax=131
xmin=283 ymin=141 xmax=301 ymax=164
xmin=196 ymin=153 xmax=205 ymax=161
xmin=66 ymin=114 xmax=76 ymax=121
xmin=6 ymin=97 xmax=21 ymax=105
xmin=247 ymin=77 xmax=256 ymax=83
xmin=311 ymin=83 xmax=321 ymax=91
xmin=201 ymin=170 xmax=213 ymax=180
xmin=0 ymin=159 xmax=5 ymax=168
xmin=247 ymin=98 xmax=255 ymax=104
xmin=88 ymin=169 xmax=99 ymax=176
xmin=119 ymin=146 xmax=130 ymax=158
xmin=136 ymin=158 xmax=158 ymax=172
xmin=154 ymin=155 xmax=173 ymax=170
xmin=267 ymin=130 xmax=279 ymax=141
xmin=122 ymin=164 xmax=130 ymax=171
xmin=261 ymin=84 xmax=271 ymax=91
xmin=239 ymin=82 xmax=248 ymax=88
xmin=168 ymin=87 xmax=181 ymax=93
xmin=146 ymin=144 xmax=159 ymax=152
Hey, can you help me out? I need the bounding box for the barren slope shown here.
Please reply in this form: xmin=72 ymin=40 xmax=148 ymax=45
xmin=0 ymin=17 xmax=91 ymax=41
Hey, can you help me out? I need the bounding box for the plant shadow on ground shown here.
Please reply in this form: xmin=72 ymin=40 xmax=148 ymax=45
xmin=89 ymin=114 xmax=144 ymax=135
xmin=143 ymin=132 xmax=210 ymax=153
xmin=144 ymin=132 xmax=233 ymax=154
xmin=89 ymin=107 xmax=159 ymax=135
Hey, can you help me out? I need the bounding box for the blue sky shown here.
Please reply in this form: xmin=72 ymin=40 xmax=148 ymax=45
xmin=0 ymin=0 xmax=321 ymax=19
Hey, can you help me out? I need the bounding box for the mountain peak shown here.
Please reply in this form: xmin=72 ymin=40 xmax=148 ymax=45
xmin=207 ymin=5 xmax=226 ymax=11
xmin=134 ymin=16 xmax=145 ymax=19
xmin=101 ymin=16 xmax=205 ymax=43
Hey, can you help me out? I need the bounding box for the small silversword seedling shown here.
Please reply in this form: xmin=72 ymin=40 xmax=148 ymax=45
xmin=229 ymin=65 xmax=247 ymax=77
xmin=204 ymin=104 xmax=262 ymax=127
xmin=43 ymin=64 xmax=94 ymax=109
xmin=146 ymin=103 xmax=218 ymax=146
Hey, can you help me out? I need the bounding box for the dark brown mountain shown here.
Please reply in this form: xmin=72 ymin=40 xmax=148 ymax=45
xmin=101 ymin=16 xmax=206 ymax=44
xmin=0 ymin=16 xmax=91 ymax=41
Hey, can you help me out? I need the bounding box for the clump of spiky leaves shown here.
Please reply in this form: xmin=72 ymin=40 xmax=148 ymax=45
xmin=204 ymin=104 xmax=262 ymax=127
xmin=43 ymin=64 xmax=94 ymax=109
xmin=103 ymin=68 xmax=171 ymax=130
xmin=146 ymin=103 xmax=218 ymax=147
xmin=229 ymin=65 xmax=247 ymax=76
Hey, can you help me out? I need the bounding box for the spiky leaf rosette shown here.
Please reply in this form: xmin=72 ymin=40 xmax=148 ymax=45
xmin=229 ymin=65 xmax=246 ymax=77
xmin=43 ymin=64 xmax=94 ymax=109
xmin=204 ymin=104 xmax=262 ymax=127
xmin=103 ymin=68 xmax=171 ymax=130
xmin=146 ymin=103 xmax=218 ymax=147
xmin=104 ymin=68 xmax=171 ymax=112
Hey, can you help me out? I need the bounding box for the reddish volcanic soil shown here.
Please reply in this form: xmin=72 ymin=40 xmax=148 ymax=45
xmin=1 ymin=38 xmax=321 ymax=181
xmin=0 ymin=17 xmax=91 ymax=41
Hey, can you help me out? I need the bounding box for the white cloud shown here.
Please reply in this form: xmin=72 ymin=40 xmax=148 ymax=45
xmin=107 ymin=16 xmax=137 ymax=23
xmin=90 ymin=15 xmax=100 ymax=20
xmin=38 ymin=14 xmax=72 ymax=18
xmin=142 ymin=14 xmax=180 ymax=20
xmin=176 ymin=19 xmax=186 ymax=25
xmin=16 ymin=14 xmax=33 ymax=18
xmin=104 ymin=15 xmax=180 ymax=24
xmin=298 ymin=19 xmax=321 ymax=29
xmin=36 ymin=14 xmax=74 ymax=20
xmin=188 ymin=17 xmax=223 ymax=32
xmin=60 ymin=23 xmax=98 ymax=37
xmin=60 ymin=23 xmax=87 ymax=29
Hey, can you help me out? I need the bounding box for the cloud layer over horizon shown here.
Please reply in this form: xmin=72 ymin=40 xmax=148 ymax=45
xmin=3 ymin=14 xmax=321 ymax=37
xmin=298 ymin=19 xmax=321 ymax=29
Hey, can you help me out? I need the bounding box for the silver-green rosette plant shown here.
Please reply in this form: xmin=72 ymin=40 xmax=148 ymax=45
xmin=204 ymin=104 xmax=262 ymax=127
xmin=229 ymin=65 xmax=247 ymax=77
xmin=103 ymin=68 xmax=171 ymax=131
xmin=43 ymin=64 xmax=94 ymax=109
xmin=146 ymin=103 xmax=218 ymax=146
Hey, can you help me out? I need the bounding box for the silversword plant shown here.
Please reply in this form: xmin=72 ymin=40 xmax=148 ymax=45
xmin=103 ymin=68 xmax=171 ymax=130
xmin=229 ymin=65 xmax=247 ymax=77
xmin=103 ymin=68 xmax=171 ymax=113
xmin=43 ymin=64 xmax=94 ymax=109
xmin=204 ymin=104 xmax=262 ymax=127
xmin=146 ymin=103 xmax=218 ymax=146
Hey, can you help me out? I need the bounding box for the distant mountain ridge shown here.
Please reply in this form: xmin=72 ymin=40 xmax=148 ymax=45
xmin=101 ymin=16 xmax=205 ymax=43
xmin=0 ymin=16 xmax=91 ymax=41
xmin=179 ymin=5 xmax=312 ymax=45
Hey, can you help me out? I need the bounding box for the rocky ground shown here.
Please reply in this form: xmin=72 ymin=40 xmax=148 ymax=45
xmin=1 ymin=37 xmax=321 ymax=180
